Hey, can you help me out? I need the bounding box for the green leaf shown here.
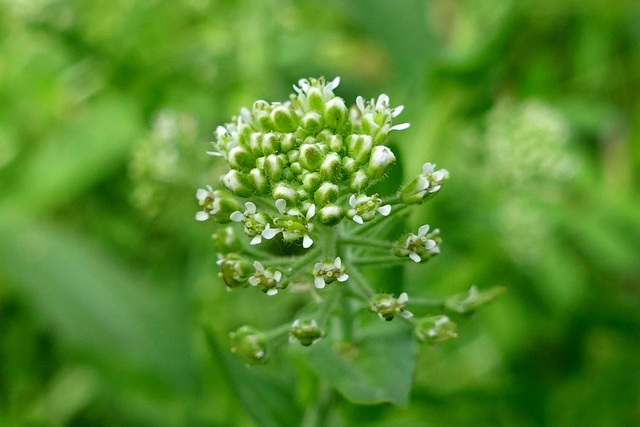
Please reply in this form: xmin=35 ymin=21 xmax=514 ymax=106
xmin=0 ymin=217 xmax=197 ymax=393
xmin=204 ymin=328 xmax=302 ymax=427
xmin=308 ymin=320 xmax=417 ymax=406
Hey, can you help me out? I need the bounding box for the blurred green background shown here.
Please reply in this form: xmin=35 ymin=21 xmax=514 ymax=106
xmin=1 ymin=0 xmax=639 ymax=425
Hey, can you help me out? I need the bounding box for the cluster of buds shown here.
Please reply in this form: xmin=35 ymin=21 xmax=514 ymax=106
xmin=196 ymin=77 xmax=500 ymax=365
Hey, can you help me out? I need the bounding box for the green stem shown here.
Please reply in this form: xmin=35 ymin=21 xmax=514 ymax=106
xmin=340 ymin=288 xmax=354 ymax=342
xmin=346 ymin=262 xmax=376 ymax=299
xmin=408 ymin=297 xmax=447 ymax=311
xmin=352 ymin=255 xmax=406 ymax=267
xmin=338 ymin=235 xmax=392 ymax=251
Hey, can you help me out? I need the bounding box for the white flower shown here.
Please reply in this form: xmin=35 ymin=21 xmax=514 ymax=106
xmin=313 ymin=257 xmax=349 ymax=289
xmin=248 ymin=261 xmax=284 ymax=296
xmin=268 ymin=199 xmax=315 ymax=248
xmin=348 ymin=194 xmax=391 ymax=224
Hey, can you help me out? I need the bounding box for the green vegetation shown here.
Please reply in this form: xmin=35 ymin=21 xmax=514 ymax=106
xmin=1 ymin=1 xmax=639 ymax=425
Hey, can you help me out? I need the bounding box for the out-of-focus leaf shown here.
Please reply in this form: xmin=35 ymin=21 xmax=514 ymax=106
xmin=0 ymin=217 xmax=197 ymax=393
xmin=308 ymin=321 xmax=416 ymax=406
xmin=1 ymin=95 xmax=140 ymax=214
xmin=204 ymin=327 xmax=302 ymax=427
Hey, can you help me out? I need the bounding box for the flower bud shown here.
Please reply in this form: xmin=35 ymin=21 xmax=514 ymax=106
xmin=327 ymin=134 xmax=344 ymax=154
xmin=301 ymin=171 xmax=322 ymax=193
xmin=342 ymin=156 xmax=358 ymax=175
xmin=290 ymin=319 xmax=324 ymax=346
xmin=230 ymin=325 xmax=269 ymax=365
xmin=272 ymin=183 xmax=297 ymax=204
xmin=212 ymin=226 xmax=242 ymax=254
xmin=195 ymin=187 xmax=240 ymax=223
xmin=264 ymin=154 xmax=284 ymax=181
xmin=324 ymin=97 xmax=348 ymax=130
xmin=444 ymin=285 xmax=506 ymax=315
xmin=228 ymin=145 xmax=256 ymax=171
xmin=222 ymin=170 xmax=254 ymax=197
xmin=349 ymin=170 xmax=369 ymax=192
xmin=414 ymin=315 xmax=457 ymax=344
xmin=299 ymin=143 xmax=323 ymax=171
xmin=249 ymin=168 xmax=269 ymax=194
xmin=252 ymin=100 xmax=273 ymax=131
xmin=318 ymin=204 xmax=344 ymax=225
xmin=347 ymin=135 xmax=373 ymax=164
xmin=401 ymin=163 xmax=450 ymax=205
xmin=301 ymin=111 xmax=324 ymax=135
xmin=369 ymin=292 xmax=412 ymax=321
xmin=367 ymin=145 xmax=396 ymax=180
xmin=280 ymin=134 xmax=298 ymax=153
xmin=270 ymin=105 xmax=298 ymax=133
xmin=260 ymin=132 xmax=280 ymax=155
xmin=314 ymin=182 xmax=339 ymax=205
xmin=306 ymin=87 xmax=325 ymax=112
xmin=218 ymin=256 xmax=253 ymax=289
xmin=320 ymin=152 xmax=341 ymax=182
xmin=248 ymin=132 xmax=263 ymax=156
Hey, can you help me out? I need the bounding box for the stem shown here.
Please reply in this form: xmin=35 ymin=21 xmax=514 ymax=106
xmin=340 ymin=288 xmax=354 ymax=342
xmin=346 ymin=262 xmax=376 ymax=299
xmin=409 ymin=297 xmax=447 ymax=310
xmin=352 ymin=255 xmax=407 ymax=267
xmin=338 ymin=235 xmax=393 ymax=251
xmin=264 ymin=323 xmax=292 ymax=341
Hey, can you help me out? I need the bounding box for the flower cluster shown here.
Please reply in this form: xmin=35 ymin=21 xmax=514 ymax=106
xmin=196 ymin=77 xmax=500 ymax=365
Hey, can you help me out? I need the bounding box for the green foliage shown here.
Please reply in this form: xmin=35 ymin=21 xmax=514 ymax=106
xmin=1 ymin=0 xmax=640 ymax=426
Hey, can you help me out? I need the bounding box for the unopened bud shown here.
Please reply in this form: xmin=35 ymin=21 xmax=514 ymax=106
xmin=230 ymin=325 xmax=269 ymax=365
xmin=324 ymin=97 xmax=348 ymax=130
xmin=290 ymin=319 xmax=324 ymax=346
xmin=318 ymin=204 xmax=344 ymax=225
xmin=270 ymin=105 xmax=298 ymax=133
xmin=212 ymin=226 xmax=242 ymax=254
xmin=272 ymin=183 xmax=298 ymax=204
xmin=222 ymin=170 xmax=254 ymax=197
xmin=249 ymin=168 xmax=269 ymax=194
xmin=264 ymin=154 xmax=284 ymax=181
xmin=414 ymin=315 xmax=457 ymax=344
xmin=299 ymin=143 xmax=323 ymax=171
xmin=369 ymin=292 xmax=412 ymax=321
xmin=347 ymin=134 xmax=373 ymax=164
xmin=320 ymin=152 xmax=341 ymax=181
xmin=444 ymin=285 xmax=506 ymax=315
xmin=301 ymin=171 xmax=322 ymax=193
xmin=260 ymin=132 xmax=280 ymax=155
xmin=301 ymin=111 xmax=324 ymax=135
xmin=349 ymin=170 xmax=369 ymax=192
xmin=218 ymin=256 xmax=253 ymax=289
xmin=228 ymin=145 xmax=256 ymax=171
xmin=367 ymin=145 xmax=396 ymax=179
xmin=314 ymin=182 xmax=339 ymax=205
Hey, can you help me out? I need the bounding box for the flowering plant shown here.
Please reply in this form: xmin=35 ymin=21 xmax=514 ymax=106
xmin=197 ymin=77 xmax=502 ymax=404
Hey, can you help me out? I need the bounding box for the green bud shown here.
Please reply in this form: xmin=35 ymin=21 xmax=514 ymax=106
xmin=249 ymin=168 xmax=269 ymax=194
xmin=253 ymin=100 xmax=273 ymax=131
xmin=347 ymin=134 xmax=373 ymax=164
xmin=264 ymin=154 xmax=284 ymax=181
xmin=212 ymin=226 xmax=242 ymax=254
xmin=228 ymin=145 xmax=255 ymax=171
xmin=280 ymin=134 xmax=299 ymax=153
xmin=414 ymin=315 xmax=457 ymax=344
xmin=320 ymin=152 xmax=341 ymax=181
xmin=290 ymin=161 xmax=303 ymax=175
xmin=401 ymin=163 xmax=450 ymax=205
xmin=196 ymin=187 xmax=240 ymax=223
xmin=444 ymin=285 xmax=506 ymax=315
xmin=301 ymin=171 xmax=322 ymax=193
xmin=261 ymin=132 xmax=280 ymax=155
xmin=301 ymin=111 xmax=324 ymax=135
xmin=248 ymin=133 xmax=263 ymax=156
xmin=318 ymin=204 xmax=344 ymax=225
xmin=287 ymin=149 xmax=300 ymax=163
xmin=324 ymin=97 xmax=348 ymax=130
xmin=349 ymin=170 xmax=369 ymax=192
xmin=290 ymin=319 xmax=324 ymax=346
xmin=342 ymin=156 xmax=358 ymax=175
xmin=327 ymin=134 xmax=344 ymax=154
xmin=307 ymin=87 xmax=325 ymax=112
xmin=218 ymin=256 xmax=253 ymax=289
xmin=222 ymin=170 xmax=254 ymax=197
xmin=270 ymin=105 xmax=298 ymax=132
xmin=369 ymin=292 xmax=411 ymax=321
xmin=230 ymin=325 xmax=269 ymax=365
xmin=314 ymin=182 xmax=339 ymax=205
xmin=273 ymin=183 xmax=297 ymax=204
xmin=367 ymin=145 xmax=396 ymax=180
xmin=300 ymin=143 xmax=323 ymax=171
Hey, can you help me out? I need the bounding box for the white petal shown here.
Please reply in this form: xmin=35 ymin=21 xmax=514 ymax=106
xmin=376 ymin=94 xmax=389 ymax=109
xmin=334 ymin=257 xmax=342 ymax=268
xmin=250 ymin=235 xmax=262 ymax=245
xmin=417 ymin=224 xmax=430 ymax=236
xmin=216 ymin=259 xmax=224 ymax=266
xmin=253 ymin=261 xmax=264 ymax=271
xmin=314 ymin=262 xmax=324 ymax=270
xmin=349 ymin=194 xmax=356 ymax=207
xmin=303 ymin=234 xmax=313 ymax=248
xmin=274 ymin=271 xmax=282 ymax=281
xmin=409 ymin=252 xmax=421 ymax=263
xmin=356 ymin=96 xmax=365 ymax=113
xmin=266 ymin=289 xmax=278 ymax=296
xmin=429 ymin=185 xmax=441 ymax=193
xmin=425 ymin=239 xmax=437 ymax=250
xmin=248 ymin=277 xmax=258 ymax=286
xmin=230 ymin=211 xmax=244 ymax=222
xmin=391 ymin=105 xmax=404 ymax=117
xmin=398 ymin=292 xmax=409 ymax=303
xmin=329 ymin=76 xmax=340 ymax=90
xmin=353 ymin=215 xmax=364 ymax=225
xmin=378 ymin=205 xmax=391 ymax=216
xmin=275 ymin=198 xmax=287 ymax=214
xmin=390 ymin=122 xmax=410 ymax=131
xmin=196 ymin=188 xmax=209 ymax=201
xmin=337 ymin=273 xmax=349 ymax=282
xmin=261 ymin=226 xmax=280 ymax=240
xmin=195 ymin=211 xmax=209 ymax=221
xmin=245 ymin=202 xmax=257 ymax=214
xmin=314 ymin=277 xmax=325 ymax=289
xmin=401 ymin=310 xmax=414 ymax=319
xmin=430 ymin=246 xmax=441 ymax=254
xmin=306 ymin=204 xmax=316 ymax=219
xmin=206 ymin=150 xmax=224 ymax=157
xmin=422 ymin=162 xmax=435 ymax=174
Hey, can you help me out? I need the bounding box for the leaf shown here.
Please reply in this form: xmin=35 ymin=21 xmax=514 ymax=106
xmin=204 ymin=328 xmax=302 ymax=427
xmin=0 ymin=217 xmax=198 ymax=393
xmin=308 ymin=320 xmax=417 ymax=406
